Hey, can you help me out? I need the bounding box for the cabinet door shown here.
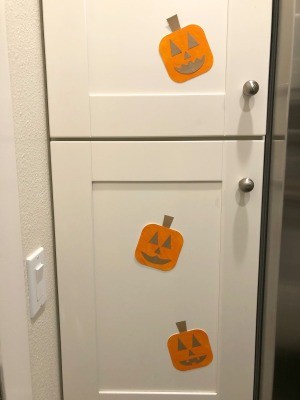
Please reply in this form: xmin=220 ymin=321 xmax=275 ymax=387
xmin=51 ymin=140 xmax=264 ymax=400
xmin=43 ymin=0 xmax=272 ymax=138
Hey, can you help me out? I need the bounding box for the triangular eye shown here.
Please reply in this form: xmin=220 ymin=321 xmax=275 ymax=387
xmin=192 ymin=335 xmax=201 ymax=347
xmin=170 ymin=40 xmax=182 ymax=56
xmin=162 ymin=235 xmax=171 ymax=249
xmin=178 ymin=338 xmax=187 ymax=351
xmin=188 ymin=33 xmax=199 ymax=49
xmin=149 ymin=232 xmax=158 ymax=245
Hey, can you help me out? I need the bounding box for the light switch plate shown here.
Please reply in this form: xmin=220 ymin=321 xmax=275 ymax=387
xmin=26 ymin=247 xmax=46 ymax=318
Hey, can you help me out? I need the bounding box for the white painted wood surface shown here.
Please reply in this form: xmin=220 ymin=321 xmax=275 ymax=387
xmin=93 ymin=181 xmax=220 ymax=392
xmin=51 ymin=142 xmax=98 ymax=400
xmin=91 ymin=141 xmax=222 ymax=181
xmin=51 ymin=140 xmax=264 ymax=400
xmin=87 ymin=1 xmax=227 ymax=94
xmin=225 ymin=0 xmax=272 ymax=136
xmin=218 ymin=140 xmax=264 ymax=399
xmin=43 ymin=0 xmax=272 ymax=137
xmin=42 ymin=0 xmax=90 ymax=137
xmin=46 ymin=1 xmax=269 ymax=398
xmin=90 ymin=95 xmax=224 ymax=137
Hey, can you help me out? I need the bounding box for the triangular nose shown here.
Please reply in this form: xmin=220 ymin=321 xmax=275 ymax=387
xmin=189 ymin=350 xmax=195 ymax=356
xmin=155 ymin=247 xmax=161 ymax=254
xmin=184 ymin=51 xmax=191 ymax=60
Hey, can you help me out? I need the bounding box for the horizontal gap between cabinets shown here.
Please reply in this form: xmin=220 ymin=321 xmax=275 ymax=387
xmin=99 ymin=391 xmax=217 ymax=396
xmin=92 ymin=181 xmax=221 ymax=184
xmin=50 ymin=136 xmax=264 ymax=142
xmin=89 ymin=93 xmax=225 ymax=97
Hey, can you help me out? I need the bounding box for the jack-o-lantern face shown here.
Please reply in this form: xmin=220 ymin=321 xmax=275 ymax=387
xmin=168 ymin=321 xmax=213 ymax=371
xmin=159 ymin=15 xmax=213 ymax=83
xmin=135 ymin=215 xmax=183 ymax=271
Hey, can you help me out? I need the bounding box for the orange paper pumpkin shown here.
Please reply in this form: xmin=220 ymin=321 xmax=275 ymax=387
xmin=168 ymin=321 xmax=213 ymax=371
xmin=135 ymin=215 xmax=183 ymax=271
xmin=159 ymin=15 xmax=213 ymax=83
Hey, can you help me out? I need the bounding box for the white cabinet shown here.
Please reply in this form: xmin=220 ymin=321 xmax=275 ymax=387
xmin=51 ymin=140 xmax=264 ymax=400
xmin=43 ymin=0 xmax=272 ymax=138
xmin=43 ymin=0 xmax=272 ymax=399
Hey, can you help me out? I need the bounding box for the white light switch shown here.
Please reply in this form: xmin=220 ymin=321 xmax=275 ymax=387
xmin=26 ymin=247 xmax=46 ymax=318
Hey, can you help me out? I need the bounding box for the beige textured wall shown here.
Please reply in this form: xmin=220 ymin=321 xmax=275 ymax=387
xmin=5 ymin=0 xmax=62 ymax=399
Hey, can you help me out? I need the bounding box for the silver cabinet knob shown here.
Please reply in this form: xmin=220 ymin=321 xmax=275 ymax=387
xmin=239 ymin=178 xmax=254 ymax=192
xmin=243 ymin=80 xmax=259 ymax=96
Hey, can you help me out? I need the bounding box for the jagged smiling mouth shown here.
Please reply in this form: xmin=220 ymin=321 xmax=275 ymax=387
xmin=179 ymin=355 xmax=207 ymax=366
xmin=175 ymin=55 xmax=205 ymax=74
xmin=141 ymin=252 xmax=171 ymax=265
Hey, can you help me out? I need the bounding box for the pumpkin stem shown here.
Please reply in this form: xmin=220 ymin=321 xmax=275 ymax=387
xmin=176 ymin=321 xmax=187 ymax=333
xmin=167 ymin=15 xmax=181 ymax=32
xmin=163 ymin=215 xmax=174 ymax=228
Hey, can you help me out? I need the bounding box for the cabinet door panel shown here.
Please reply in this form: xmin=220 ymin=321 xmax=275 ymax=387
xmin=43 ymin=1 xmax=272 ymax=137
xmin=93 ymin=182 xmax=220 ymax=392
xmin=88 ymin=1 xmax=227 ymax=94
xmin=51 ymin=140 xmax=264 ymax=400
